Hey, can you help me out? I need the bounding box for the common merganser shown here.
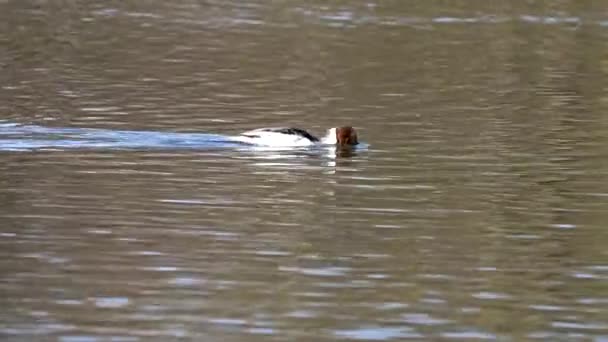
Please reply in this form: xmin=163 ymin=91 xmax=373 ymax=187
xmin=231 ymin=126 xmax=358 ymax=147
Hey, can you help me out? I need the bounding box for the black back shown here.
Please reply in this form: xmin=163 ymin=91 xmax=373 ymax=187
xmin=259 ymin=127 xmax=320 ymax=142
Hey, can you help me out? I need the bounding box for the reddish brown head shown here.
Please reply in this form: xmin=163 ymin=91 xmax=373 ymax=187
xmin=335 ymin=126 xmax=358 ymax=146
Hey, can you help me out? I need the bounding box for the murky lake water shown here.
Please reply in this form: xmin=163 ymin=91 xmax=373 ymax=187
xmin=2 ymin=1 xmax=608 ymax=341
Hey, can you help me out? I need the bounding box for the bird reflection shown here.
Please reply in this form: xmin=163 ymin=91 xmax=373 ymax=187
xmin=234 ymin=144 xmax=363 ymax=171
xmin=335 ymin=146 xmax=357 ymax=158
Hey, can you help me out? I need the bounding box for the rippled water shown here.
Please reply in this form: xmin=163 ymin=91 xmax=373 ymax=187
xmin=2 ymin=1 xmax=608 ymax=341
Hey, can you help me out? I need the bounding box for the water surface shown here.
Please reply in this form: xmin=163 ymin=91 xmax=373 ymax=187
xmin=2 ymin=1 xmax=608 ymax=341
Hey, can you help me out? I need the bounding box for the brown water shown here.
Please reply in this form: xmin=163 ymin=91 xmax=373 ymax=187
xmin=2 ymin=1 xmax=608 ymax=341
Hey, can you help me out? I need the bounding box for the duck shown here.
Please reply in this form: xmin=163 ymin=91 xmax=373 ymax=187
xmin=231 ymin=126 xmax=359 ymax=147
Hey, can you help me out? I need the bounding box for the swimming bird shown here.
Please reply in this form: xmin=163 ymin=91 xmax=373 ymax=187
xmin=231 ymin=126 xmax=359 ymax=147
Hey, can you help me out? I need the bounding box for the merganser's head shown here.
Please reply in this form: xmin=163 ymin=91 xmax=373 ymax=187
xmin=334 ymin=126 xmax=358 ymax=146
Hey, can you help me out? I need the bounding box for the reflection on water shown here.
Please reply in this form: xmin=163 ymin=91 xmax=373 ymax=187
xmin=2 ymin=1 xmax=608 ymax=341
xmin=0 ymin=122 xmax=234 ymax=150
